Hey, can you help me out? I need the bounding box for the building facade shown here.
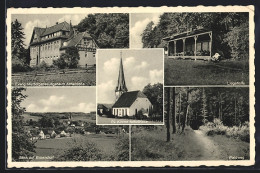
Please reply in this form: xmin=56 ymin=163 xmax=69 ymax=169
xmin=29 ymin=21 xmax=98 ymax=67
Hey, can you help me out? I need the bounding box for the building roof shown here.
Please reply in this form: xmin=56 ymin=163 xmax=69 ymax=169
xmin=98 ymin=104 xmax=113 ymax=109
xmin=163 ymin=28 xmax=211 ymax=41
xmin=60 ymin=31 xmax=92 ymax=49
xmin=113 ymin=91 xmax=147 ymax=108
xmin=42 ymin=21 xmax=71 ymax=36
xmin=30 ymin=21 xmax=72 ymax=45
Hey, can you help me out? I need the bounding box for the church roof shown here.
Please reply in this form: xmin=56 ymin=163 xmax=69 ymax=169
xmin=113 ymin=91 xmax=147 ymax=108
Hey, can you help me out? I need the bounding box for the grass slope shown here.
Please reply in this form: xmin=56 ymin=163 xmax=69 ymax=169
xmin=164 ymin=58 xmax=249 ymax=85
xmin=12 ymin=72 xmax=96 ymax=86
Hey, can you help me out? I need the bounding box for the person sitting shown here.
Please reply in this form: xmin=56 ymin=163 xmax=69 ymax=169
xmin=211 ymin=53 xmax=221 ymax=62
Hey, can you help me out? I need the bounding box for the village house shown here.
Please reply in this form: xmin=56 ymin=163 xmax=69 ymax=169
xmin=163 ymin=28 xmax=213 ymax=60
xmin=29 ymin=21 xmax=98 ymax=67
xmin=111 ymin=55 xmax=152 ymax=117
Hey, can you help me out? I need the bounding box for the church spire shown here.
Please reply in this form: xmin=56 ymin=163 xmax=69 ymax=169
xmin=115 ymin=51 xmax=128 ymax=100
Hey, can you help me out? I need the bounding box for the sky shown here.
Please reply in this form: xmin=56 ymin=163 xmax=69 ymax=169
xmin=97 ymin=49 xmax=164 ymax=104
xmin=11 ymin=14 xmax=89 ymax=48
xmin=130 ymin=13 xmax=162 ymax=48
xmin=21 ymin=88 xmax=96 ymax=113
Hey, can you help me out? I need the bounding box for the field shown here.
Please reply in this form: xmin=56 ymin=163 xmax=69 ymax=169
xmin=97 ymin=116 xmax=163 ymax=125
xmin=131 ymin=126 xmax=249 ymax=161
xmin=34 ymin=133 xmax=119 ymax=161
xmin=164 ymin=58 xmax=249 ymax=85
xmin=12 ymin=72 xmax=96 ymax=86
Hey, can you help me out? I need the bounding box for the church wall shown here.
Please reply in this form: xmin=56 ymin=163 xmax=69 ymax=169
xmin=129 ymin=97 xmax=152 ymax=116
xmin=113 ymin=107 xmax=129 ymax=117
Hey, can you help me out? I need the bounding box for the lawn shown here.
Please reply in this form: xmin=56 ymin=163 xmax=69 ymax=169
xmin=34 ymin=133 xmax=118 ymax=161
xmin=97 ymin=115 xmax=164 ymax=125
xmin=164 ymin=58 xmax=249 ymax=85
xmin=12 ymin=72 xmax=96 ymax=86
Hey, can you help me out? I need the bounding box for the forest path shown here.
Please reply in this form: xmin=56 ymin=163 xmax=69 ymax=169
xmin=193 ymin=130 xmax=224 ymax=160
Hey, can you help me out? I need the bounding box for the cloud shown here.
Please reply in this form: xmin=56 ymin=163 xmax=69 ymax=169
xmin=124 ymin=56 xmax=136 ymax=69
xmin=26 ymin=103 xmax=49 ymax=112
xmin=39 ymin=95 xmax=66 ymax=106
xmin=98 ymin=80 xmax=115 ymax=103
xmin=131 ymin=76 xmax=149 ymax=90
xmin=58 ymin=14 xmax=87 ymax=25
xmin=136 ymin=61 xmax=149 ymax=70
xmin=131 ymin=14 xmax=162 ymax=48
xmin=103 ymin=57 xmax=120 ymax=78
xmin=149 ymin=69 xmax=163 ymax=84
xmin=70 ymin=103 xmax=95 ymax=113
xmin=24 ymin=19 xmax=51 ymax=47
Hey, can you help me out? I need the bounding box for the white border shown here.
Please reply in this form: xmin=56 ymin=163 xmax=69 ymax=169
xmin=96 ymin=48 xmax=165 ymax=125
xmin=6 ymin=6 xmax=255 ymax=168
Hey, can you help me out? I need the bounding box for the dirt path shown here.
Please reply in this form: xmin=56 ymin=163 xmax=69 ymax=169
xmin=193 ymin=130 xmax=224 ymax=160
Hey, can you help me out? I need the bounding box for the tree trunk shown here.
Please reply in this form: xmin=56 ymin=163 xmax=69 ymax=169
xmin=166 ymin=87 xmax=170 ymax=142
xmin=172 ymin=88 xmax=176 ymax=134
xmin=234 ymin=96 xmax=237 ymax=125
xmin=178 ymin=92 xmax=181 ymax=129
xmin=182 ymin=87 xmax=189 ymax=132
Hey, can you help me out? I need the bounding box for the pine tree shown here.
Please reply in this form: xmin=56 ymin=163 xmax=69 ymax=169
xmin=11 ymin=19 xmax=26 ymax=62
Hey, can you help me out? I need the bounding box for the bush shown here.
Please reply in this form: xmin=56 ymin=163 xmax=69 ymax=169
xmin=53 ymin=56 xmax=67 ymax=69
xmin=202 ymin=119 xmax=249 ymax=142
xmin=53 ymin=138 xmax=103 ymax=161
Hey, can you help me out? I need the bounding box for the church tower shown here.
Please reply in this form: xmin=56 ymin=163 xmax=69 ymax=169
xmin=115 ymin=51 xmax=128 ymax=101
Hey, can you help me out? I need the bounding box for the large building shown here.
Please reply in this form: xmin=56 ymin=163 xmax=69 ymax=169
xmin=29 ymin=21 xmax=98 ymax=67
xmin=112 ymin=53 xmax=152 ymax=117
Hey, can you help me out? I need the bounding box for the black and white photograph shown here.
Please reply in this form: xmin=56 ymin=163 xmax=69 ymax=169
xmin=11 ymin=87 xmax=129 ymax=161
xmin=11 ymin=13 xmax=129 ymax=86
xmin=131 ymin=87 xmax=250 ymax=161
xmin=96 ymin=49 xmax=164 ymax=125
xmin=131 ymin=12 xmax=249 ymax=85
xmin=6 ymin=6 xmax=255 ymax=168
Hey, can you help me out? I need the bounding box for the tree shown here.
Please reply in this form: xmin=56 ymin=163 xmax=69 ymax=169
xmin=12 ymin=19 xmax=31 ymax=72
xmin=77 ymin=14 xmax=129 ymax=48
xmin=53 ymin=47 xmax=80 ymax=69
xmin=171 ymin=88 xmax=176 ymax=134
xmin=166 ymin=87 xmax=170 ymax=142
xmin=201 ymin=87 xmax=208 ymax=124
xmin=12 ymin=88 xmax=36 ymax=161
xmin=142 ymin=83 xmax=163 ymax=117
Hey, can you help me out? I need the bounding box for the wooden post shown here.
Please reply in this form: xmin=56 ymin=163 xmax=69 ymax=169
xmin=194 ymin=35 xmax=198 ymax=60
xmin=209 ymin=32 xmax=212 ymax=60
xmin=174 ymin=40 xmax=176 ymax=57
xmin=183 ymin=38 xmax=186 ymax=56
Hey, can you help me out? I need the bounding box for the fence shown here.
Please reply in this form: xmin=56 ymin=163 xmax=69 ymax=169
xmin=12 ymin=65 xmax=96 ymax=78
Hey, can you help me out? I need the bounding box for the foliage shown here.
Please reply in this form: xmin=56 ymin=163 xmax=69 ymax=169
xmin=76 ymin=13 xmax=129 ymax=48
xmin=12 ymin=88 xmax=36 ymax=161
xmin=142 ymin=13 xmax=249 ymax=59
xmin=142 ymin=83 xmax=163 ymax=116
xmin=12 ymin=19 xmax=31 ymax=72
xmin=224 ymin=22 xmax=249 ymax=59
xmin=53 ymin=138 xmax=103 ymax=161
xmin=114 ymin=134 xmax=129 ymax=161
xmin=53 ymin=47 xmax=80 ymax=69
xmin=38 ymin=116 xmax=55 ymax=128
xmin=201 ymin=119 xmax=249 ymax=142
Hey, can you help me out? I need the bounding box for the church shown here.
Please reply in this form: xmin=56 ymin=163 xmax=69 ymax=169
xmin=112 ymin=54 xmax=153 ymax=117
xmin=29 ymin=21 xmax=98 ymax=67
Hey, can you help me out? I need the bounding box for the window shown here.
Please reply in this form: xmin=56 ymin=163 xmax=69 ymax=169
xmin=93 ymin=52 xmax=96 ymax=58
xmin=85 ymin=52 xmax=88 ymax=58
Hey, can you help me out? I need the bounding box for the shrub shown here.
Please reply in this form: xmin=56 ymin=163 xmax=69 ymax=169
xmin=202 ymin=119 xmax=249 ymax=142
xmin=53 ymin=138 xmax=103 ymax=161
